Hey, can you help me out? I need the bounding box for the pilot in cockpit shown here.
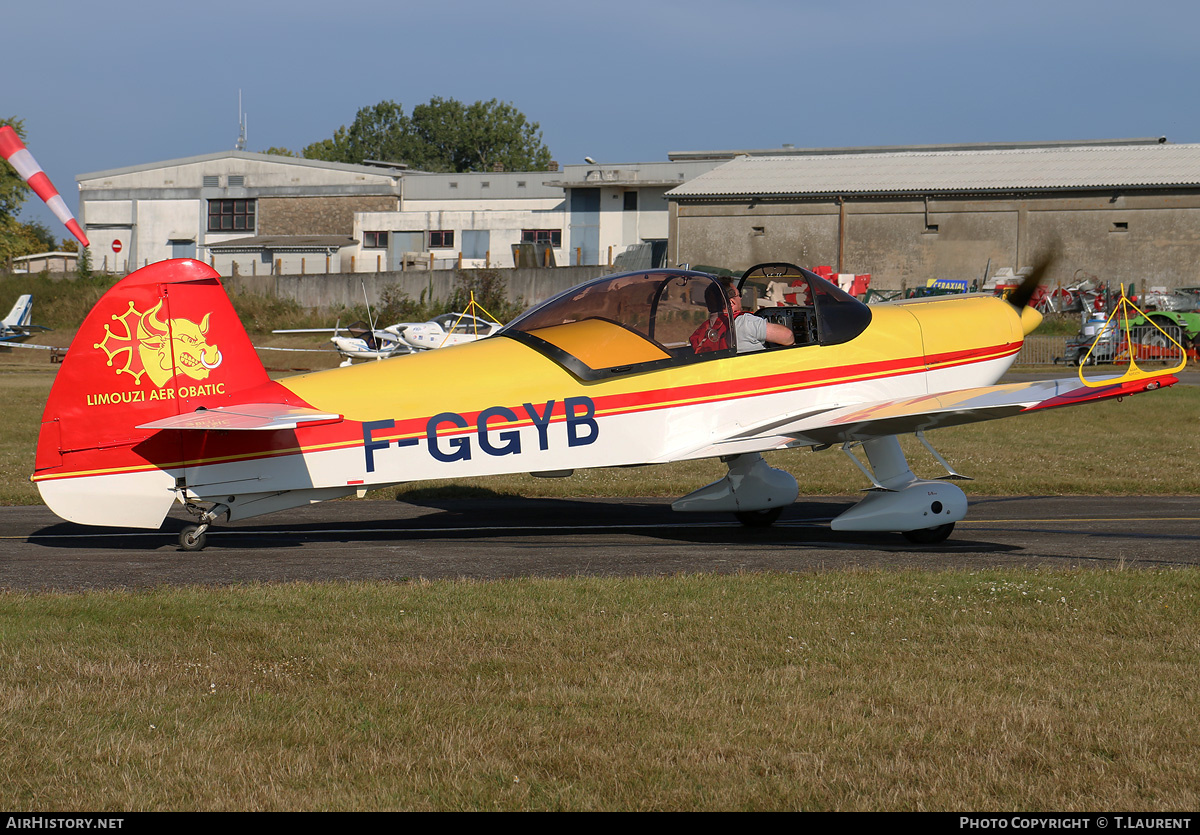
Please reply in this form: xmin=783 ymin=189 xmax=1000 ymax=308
xmin=690 ymin=279 xmax=795 ymax=354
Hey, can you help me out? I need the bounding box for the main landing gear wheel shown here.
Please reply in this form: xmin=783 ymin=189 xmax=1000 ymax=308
xmin=178 ymin=501 xmax=228 ymax=552
xmin=179 ymin=526 xmax=207 ymax=552
xmin=901 ymin=523 xmax=955 ymax=545
xmin=735 ymin=507 xmax=784 ymax=527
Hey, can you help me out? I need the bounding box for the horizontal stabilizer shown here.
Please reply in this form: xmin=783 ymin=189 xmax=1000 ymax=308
xmin=137 ymin=403 xmax=342 ymax=431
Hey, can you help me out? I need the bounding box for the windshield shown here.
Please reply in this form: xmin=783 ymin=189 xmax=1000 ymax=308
xmin=738 ymin=263 xmax=872 ymax=346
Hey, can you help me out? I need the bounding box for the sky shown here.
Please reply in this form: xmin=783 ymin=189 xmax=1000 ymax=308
xmin=6 ymin=0 xmax=1199 ymax=236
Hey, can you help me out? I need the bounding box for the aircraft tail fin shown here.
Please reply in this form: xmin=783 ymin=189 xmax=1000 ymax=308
xmin=33 ymin=259 xmax=274 ymax=527
xmin=3 ymin=294 xmax=32 ymax=329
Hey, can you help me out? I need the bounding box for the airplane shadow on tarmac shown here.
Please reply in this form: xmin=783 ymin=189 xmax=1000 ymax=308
xmin=26 ymin=495 xmax=1024 ymax=555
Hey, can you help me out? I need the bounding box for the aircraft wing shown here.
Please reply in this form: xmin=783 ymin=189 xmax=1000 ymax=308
xmin=253 ymin=345 xmax=338 ymax=353
xmin=666 ymin=372 xmax=1177 ymax=460
xmin=778 ymin=373 xmax=1177 ymax=446
xmin=137 ymin=403 xmax=343 ymax=431
xmin=0 ymin=329 xmax=50 ymax=345
xmin=1 ymin=341 xmax=57 ymax=350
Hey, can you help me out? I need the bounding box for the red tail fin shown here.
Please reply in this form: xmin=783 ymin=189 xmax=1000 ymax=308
xmin=34 ymin=260 xmax=270 ymax=525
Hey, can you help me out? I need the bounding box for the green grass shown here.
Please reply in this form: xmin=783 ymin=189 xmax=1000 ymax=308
xmin=1035 ymin=313 xmax=1085 ymax=336
xmin=1 ymin=571 xmax=1195 ymax=811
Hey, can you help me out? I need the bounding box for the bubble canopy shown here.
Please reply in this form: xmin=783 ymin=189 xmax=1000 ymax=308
xmin=500 ymin=264 xmax=871 ymax=381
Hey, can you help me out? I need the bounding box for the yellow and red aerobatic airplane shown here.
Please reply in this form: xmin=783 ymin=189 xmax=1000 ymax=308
xmin=31 ymin=258 xmax=1179 ymax=550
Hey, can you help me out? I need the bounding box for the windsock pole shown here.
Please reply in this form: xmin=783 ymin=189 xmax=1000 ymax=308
xmin=0 ymin=126 xmax=89 ymax=246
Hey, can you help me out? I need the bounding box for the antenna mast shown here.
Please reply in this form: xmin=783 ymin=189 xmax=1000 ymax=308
xmin=235 ymin=91 xmax=247 ymax=151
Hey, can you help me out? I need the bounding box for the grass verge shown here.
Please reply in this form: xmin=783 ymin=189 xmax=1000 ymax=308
xmin=2 ymin=570 xmax=1196 ymax=811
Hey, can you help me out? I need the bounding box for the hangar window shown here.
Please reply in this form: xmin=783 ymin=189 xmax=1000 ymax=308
xmin=1112 ymin=222 xmax=1129 ymax=233
xmin=429 ymin=230 xmax=454 ymax=248
xmin=522 ymin=229 xmax=562 ymax=247
xmin=363 ymin=231 xmax=388 ymax=248
xmin=207 ymin=199 xmax=256 ymax=232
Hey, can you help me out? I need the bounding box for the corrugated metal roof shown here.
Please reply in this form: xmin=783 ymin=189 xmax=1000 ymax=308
xmin=402 ymin=170 xmax=563 ymax=201
xmin=77 ymin=150 xmax=402 ymax=183
xmin=667 ymin=144 xmax=1200 ymax=198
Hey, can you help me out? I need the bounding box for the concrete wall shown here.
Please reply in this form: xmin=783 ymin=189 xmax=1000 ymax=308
xmin=354 ymin=207 xmax=568 ymax=271
xmin=223 ymin=265 xmax=614 ymax=312
xmin=261 ymin=195 xmax=399 ymax=236
xmin=674 ymin=192 xmax=1200 ymax=290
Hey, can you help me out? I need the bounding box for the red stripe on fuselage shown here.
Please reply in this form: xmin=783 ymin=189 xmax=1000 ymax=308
xmin=36 ymin=340 xmax=1021 ymax=480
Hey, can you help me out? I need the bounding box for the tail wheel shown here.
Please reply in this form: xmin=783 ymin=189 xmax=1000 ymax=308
xmin=901 ymin=523 xmax=955 ymax=545
xmin=735 ymin=507 xmax=784 ymax=527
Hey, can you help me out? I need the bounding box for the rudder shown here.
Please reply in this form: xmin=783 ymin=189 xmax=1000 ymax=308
xmin=33 ymin=259 xmax=271 ymax=527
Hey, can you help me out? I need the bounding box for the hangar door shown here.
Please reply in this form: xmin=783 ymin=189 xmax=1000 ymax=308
xmin=569 ymin=190 xmax=600 ymax=265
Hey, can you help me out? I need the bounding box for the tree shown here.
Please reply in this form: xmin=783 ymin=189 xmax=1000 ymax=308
xmin=75 ymin=244 xmax=92 ymax=280
xmin=0 ymin=117 xmax=43 ymax=265
xmin=302 ymin=98 xmax=552 ymax=172
xmin=302 ymin=125 xmax=352 ymax=163
xmin=345 ymin=100 xmax=411 ymax=164
xmin=456 ymin=98 xmax=552 ymax=172
xmin=0 ymin=117 xmax=29 ymax=222
xmin=261 ymin=146 xmax=298 ymax=157
xmin=0 ymin=118 xmax=88 ymax=267
xmin=0 ymin=216 xmax=42 ymax=264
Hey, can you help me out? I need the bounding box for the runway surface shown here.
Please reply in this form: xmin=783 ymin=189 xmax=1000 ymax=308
xmin=1 ymin=495 xmax=1197 ymax=590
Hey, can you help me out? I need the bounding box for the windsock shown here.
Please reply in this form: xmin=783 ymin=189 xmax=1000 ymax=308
xmin=0 ymin=126 xmax=89 ymax=246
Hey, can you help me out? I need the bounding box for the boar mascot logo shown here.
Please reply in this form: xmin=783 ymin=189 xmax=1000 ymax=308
xmin=96 ymin=299 xmax=223 ymax=387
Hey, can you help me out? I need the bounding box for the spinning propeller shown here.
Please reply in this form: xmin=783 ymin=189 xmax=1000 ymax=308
xmin=1005 ymin=258 xmax=1051 ymax=311
xmin=1003 ymin=258 xmax=1051 ymax=336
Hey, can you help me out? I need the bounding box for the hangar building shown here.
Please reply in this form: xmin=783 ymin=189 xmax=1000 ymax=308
xmin=667 ymin=139 xmax=1200 ymax=289
xmin=77 ymin=152 xmax=403 ymax=274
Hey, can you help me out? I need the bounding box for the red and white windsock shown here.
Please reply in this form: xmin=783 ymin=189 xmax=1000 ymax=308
xmin=0 ymin=126 xmax=89 ymax=246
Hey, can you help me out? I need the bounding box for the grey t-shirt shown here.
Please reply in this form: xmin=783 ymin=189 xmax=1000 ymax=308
xmin=735 ymin=314 xmax=768 ymax=353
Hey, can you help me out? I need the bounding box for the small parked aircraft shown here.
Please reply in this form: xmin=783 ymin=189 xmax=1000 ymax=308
xmin=0 ymin=295 xmax=48 ymax=345
xmin=276 ymin=309 xmax=503 ymax=365
xmin=331 ymin=321 xmax=411 ymax=366
xmin=273 ymin=320 xmax=411 ymax=365
xmin=395 ymin=311 xmax=503 ymax=351
xmin=32 ymin=258 xmax=1179 ymax=550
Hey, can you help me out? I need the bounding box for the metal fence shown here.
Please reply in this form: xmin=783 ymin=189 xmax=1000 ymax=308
xmin=1015 ymin=336 xmax=1068 ymax=365
xmin=1016 ymin=327 xmax=1189 ymax=367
